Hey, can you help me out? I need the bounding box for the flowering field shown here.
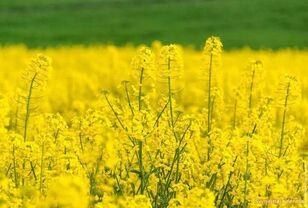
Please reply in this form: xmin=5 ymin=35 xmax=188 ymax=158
xmin=0 ymin=38 xmax=307 ymax=207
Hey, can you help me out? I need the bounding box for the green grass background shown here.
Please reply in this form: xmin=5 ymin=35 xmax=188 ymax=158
xmin=0 ymin=0 xmax=307 ymax=49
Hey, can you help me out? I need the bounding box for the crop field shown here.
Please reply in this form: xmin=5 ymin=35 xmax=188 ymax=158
xmin=0 ymin=38 xmax=306 ymax=207
xmin=0 ymin=1 xmax=307 ymax=207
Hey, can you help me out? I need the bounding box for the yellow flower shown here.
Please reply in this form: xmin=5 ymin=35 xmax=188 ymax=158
xmin=157 ymin=44 xmax=183 ymax=81
xmin=42 ymin=175 xmax=89 ymax=208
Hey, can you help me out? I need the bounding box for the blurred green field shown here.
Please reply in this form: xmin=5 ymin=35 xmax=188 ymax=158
xmin=0 ymin=0 xmax=307 ymax=49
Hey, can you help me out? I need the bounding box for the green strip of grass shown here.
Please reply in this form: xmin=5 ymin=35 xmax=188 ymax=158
xmin=0 ymin=0 xmax=307 ymax=49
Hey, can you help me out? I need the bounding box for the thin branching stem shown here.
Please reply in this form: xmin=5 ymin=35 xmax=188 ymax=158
xmin=30 ymin=161 xmax=37 ymax=181
xmin=279 ymin=82 xmax=290 ymax=157
xmin=218 ymin=156 xmax=238 ymax=207
xmin=248 ymin=69 xmax=255 ymax=109
xmin=167 ymin=57 xmax=178 ymax=142
xmin=207 ymin=54 xmax=213 ymax=133
xmin=23 ymin=72 xmax=38 ymax=142
xmin=153 ymin=100 xmax=169 ymax=128
xmin=137 ymin=67 xmax=146 ymax=194
xmin=104 ymin=94 xmax=126 ymax=130
xmin=124 ymin=82 xmax=134 ymax=116
xmin=137 ymin=140 xmax=144 ymax=194
xmin=233 ymin=99 xmax=237 ymax=129
xmin=244 ymin=140 xmax=249 ymax=207
xmin=138 ymin=68 xmax=144 ymax=111
xmin=39 ymin=142 xmax=45 ymax=193
xmin=207 ymin=53 xmax=213 ymax=161
xmin=168 ymin=70 xmax=174 ymax=128
xmin=12 ymin=145 xmax=18 ymax=188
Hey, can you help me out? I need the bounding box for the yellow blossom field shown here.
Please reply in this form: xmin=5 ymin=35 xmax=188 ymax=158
xmin=0 ymin=38 xmax=307 ymax=207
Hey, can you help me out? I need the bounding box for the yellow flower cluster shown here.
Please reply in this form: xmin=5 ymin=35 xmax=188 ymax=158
xmin=0 ymin=37 xmax=306 ymax=208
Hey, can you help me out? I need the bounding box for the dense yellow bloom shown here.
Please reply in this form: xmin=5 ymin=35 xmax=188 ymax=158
xmin=203 ymin=36 xmax=223 ymax=55
xmin=42 ymin=175 xmax=89 ymax=208
xmin=203 ymin=36 xmax=223 ymax=66
xmin=169 ymin=187 xmax=215 ymax=208
xmin=0 ymin=42 xmax=306 ymax=208
xmin=131 ymin=46 xmax=155 ymax=75
xmin=157 ymin=44 xmax=183 ymax=81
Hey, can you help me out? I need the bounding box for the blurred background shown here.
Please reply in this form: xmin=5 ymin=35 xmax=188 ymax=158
xmin=0 ymin=0 xmax=307 ymax=49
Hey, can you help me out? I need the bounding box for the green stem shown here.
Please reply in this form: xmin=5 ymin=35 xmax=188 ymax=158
xmin=207 ymin=54 xmax=213 ymax=133
xmin=152 ymin=100 xmax=169 ymax=128
xmin=79 ymin=132 xmax=84 ymax=152
xmin=30 ymin=161 xmax=37 ymax=181
xmin=233 ymin=99 xmax=237 ymax=129
xmin=167 ymin=57 xmax=178 ymax=142
xmin=104 ymin=94 xmax=126 ymax=130
xmin=218 ymin=156 xmax=238 ymax=208
xmin=244 ymin=140 xmax=249 ymax=207
xmin=206 ymin=54 xmax=213 ymax=161
xmin=138 ymin=140 xmax=144 ymax=194
xmin=250 ymin=98 xmax=271 ymax=136
xmin=78 ymin=120 xmax=84 ymax=152
xmin=168 ymin=76 xmax=174 ymax=127
xmin=279 ymin=82 xmax=290 ymax=157
xmin=124 ymin=82 xmax=134 ymax=116
xmin=138 ymin=68 xmax=144 ymax=111
xmin=248 ymin=69 xmax=255 ymax=109
xmin=164 ymin=122 xmax=190 ymax=194
xmin=167 ymin=56 xmax=174 ymax=129
xmin=23 ymin=72 xmax=38 ymax=142
xmin=12 ymin=145 xmax=18 ymax=188
xmin=5 ymin=163 xmax=11 ymax=177
xmin=104 ymin=94 xmax=137 ymax=145
xmin=39 ymin=142 xmax=45 ymax=193
xmin=137 ymin=68 xmax=145 ymax=193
